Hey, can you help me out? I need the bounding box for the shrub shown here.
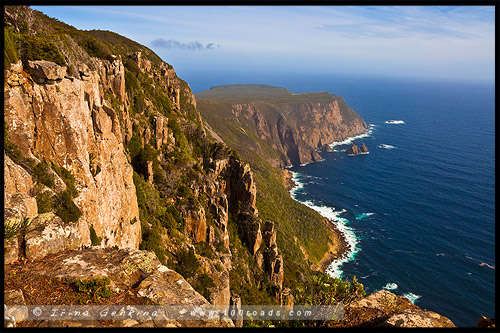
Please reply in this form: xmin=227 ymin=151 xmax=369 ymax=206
xmin=77 ymin=37 xmax=113 ymax=61
xmin=140 ymin=225 xmax=166 ymax=264
xmin=294 ymin=272 xmax=365 ymax=306
xmin=89 ymin=225 xmax=102 ymax=246
xmin=127 ymin=133 xmax=142 ymax=161
xmin=4 ymin=26 xmax=20 ymax=67
xmin=167 ymin=204 xmax=184 ymax=231
xmin=54 ymin=190 xmax=82 ymax=223
xmin=33 ymin=160 xmax=55 ymax=188
xmin=51 ymin=162 xmax=78 ymax=197
xmin=174 ymin=248 xmax=199 ymax=279
xmin=195 ymin=242 xmax=215 ymax=260
xmin=36 ymin=190 xmax=54 ymax=214
xmin=193 ymin=273 xmax=216 ymax=300
xmin=74 ymin=277 xmax=112 ymax=303
xmin=22 ymin=33 xmax=66 ymax=66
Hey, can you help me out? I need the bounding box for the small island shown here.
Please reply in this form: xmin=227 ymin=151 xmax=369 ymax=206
xmin=346 ymin=143 xmax=369 ymax=156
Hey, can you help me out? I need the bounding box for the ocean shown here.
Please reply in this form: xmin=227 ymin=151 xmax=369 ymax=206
xmin=188 ymin=72 xmax=495 ymax=327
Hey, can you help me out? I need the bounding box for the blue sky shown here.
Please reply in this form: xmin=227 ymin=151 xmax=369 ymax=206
xmin=33 ymin=6 xmax=494 ymax=83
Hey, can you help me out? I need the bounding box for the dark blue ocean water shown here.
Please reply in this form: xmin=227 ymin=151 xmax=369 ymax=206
xmin=190 ymin=72 xmax=495 ymax=327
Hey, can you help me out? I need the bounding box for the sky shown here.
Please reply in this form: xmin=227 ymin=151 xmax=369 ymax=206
xmin=32 ymin=5 xmax=495 ymax=85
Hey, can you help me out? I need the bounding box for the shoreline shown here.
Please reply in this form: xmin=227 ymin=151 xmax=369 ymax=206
xmin=282 ymin=168 xmax=352 ymax=275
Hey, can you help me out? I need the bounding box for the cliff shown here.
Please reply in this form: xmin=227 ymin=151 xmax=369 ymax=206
xmin=4 ymin=6 xmax=283 ymax=328
xmin=196 ymin=84 xmax=368 ymax=167
xmin=4 ymin=6 xmax=456 ymax=329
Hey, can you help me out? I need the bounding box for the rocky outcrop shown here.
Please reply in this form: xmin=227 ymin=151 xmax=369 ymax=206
xmin=197 ymin=85 xmax=368 ymax=167
xmin=342 ymin=290 xmax=455 ymax=328
xmin=24 ymin=213 xmax=82 ymax=261
xmin=184 ymin=206 xmax=208 ymax=243
xmin=5 ymin=59 xmax=141 ymax=249
xmin=4 ymin=248 xmax=234 ymax=327
xmin=346 ymin=144 xmax=359 ymax=155
xmin=346 ymin=143 xmax=368 ymax=156
xmin=384 ymin=308 xmax=456 ymax=328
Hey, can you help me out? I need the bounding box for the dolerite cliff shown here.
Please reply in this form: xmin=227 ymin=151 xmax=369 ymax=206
xmin=4 ymin=6 xmax=283 ymax=328
xmin=4 ymin=6 xmax=456 ymax=329
xmin=196 ymin=84 xmax=368 ymax=167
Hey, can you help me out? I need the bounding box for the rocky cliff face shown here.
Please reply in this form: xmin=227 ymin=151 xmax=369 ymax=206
xmin=5 ymin=58 xmax=141 ymax=250
xmin=3 ymin=6 xmax=457 ymax=329
xmin=197 ymin=85 xmax=368 ymax=167
xmin=4 ymin=6 xmax=284 ymax=327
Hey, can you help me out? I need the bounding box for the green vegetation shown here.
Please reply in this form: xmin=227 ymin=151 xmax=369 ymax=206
xmin=36 ymin=190 xmax=54 ymax=214
xmin=54 ymin=190 xmax=82 ymax=223
xmin=74 ymin=277 xmax=113 ymax=303
xmin=4 ymin=26 xmax=20 ymax=67
xmin=89 ymin=226 xmax=102 ymax=246
xmin=173 ymin=248 xmax=199 ymax=279
xmin=193 ymin=273 xmax=215 ymax=300
xmin=294 ymin=272 xmax=365 ymax=306
xmin=51 ymin=162 xmax=78 ymax=197
xmin=22 ymin=33 xmax=66 ymax=66
xmin=32 ymin=160 xmax=55 ymax=189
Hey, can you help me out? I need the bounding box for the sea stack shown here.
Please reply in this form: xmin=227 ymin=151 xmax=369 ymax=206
xmin=346 ymin=144 xmax=359 ymax=155
xmin=347 ymin=143 xmax=368 ymax=156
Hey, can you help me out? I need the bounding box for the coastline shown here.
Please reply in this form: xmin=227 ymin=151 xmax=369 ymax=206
xmin=281 ymin=127 xmax=372 ymax=278
xmin=282 ymin=168 xmax=351 ymax=274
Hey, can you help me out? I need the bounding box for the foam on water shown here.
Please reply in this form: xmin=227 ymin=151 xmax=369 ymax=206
xmin=355 ymin=212 xmax=374 ymax=220
xmin=329 ymin=128 xmax=373 ymax=148
xmin=383 ymin=282 xmax=398 ymax=290
xmin=289 ymin=171 xmax=360 ymax=279
xmin=385 ymin=120 xmax=405 ymax=124
xmin=403 ymin=292 xmax=421 ymax=304
xmin=378 ymin=144 xmax=395 ymax=149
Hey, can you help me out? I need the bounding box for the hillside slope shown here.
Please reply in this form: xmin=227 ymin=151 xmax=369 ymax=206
xmin=4 ymin=6 xmax=456 ymax=329
xmin=197 ymin=84 xmax=368 ymax=167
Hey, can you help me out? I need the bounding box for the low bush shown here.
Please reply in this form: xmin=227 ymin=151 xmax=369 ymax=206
xmin=193 ymin=273 xmax=215 ymax=300
xmin=54 ymin=190 xmax=82 ymax=223
xmin=51 ymin=162 xmax=78 ymax=197
xmin=174 ymin=248 xmax=199 ymax=279
xmin=74 ymin=277 xmax=112 ymax=303
xmin=36 ymin=190 xmax=54 ymax=214
xmin=195 ymin=242 xmax=215 ymax=260
xmin=89 ymin=225 xmax=102 ymax=246
xmin=33 ymin=160 xmax=55 ymax=189
xmin=22 ymin=33 xmax=66 ymax=66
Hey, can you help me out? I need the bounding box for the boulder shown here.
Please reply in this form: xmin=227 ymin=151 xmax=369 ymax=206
xmin=344 ymin=290 xmax=419 ymax=327
xmin=477 ymin=316 xmax=495 ymax=328
xmin=4 ymin=289 xmax=28 ymax=327
xmin=26 ymin=60 xmax=67 ymax=84
xmin=24 ymin=213 xmax=82 ymax=261
xmin=4 ymin=237 xmax=19 ymax=264
xmin=31 ymin=248 xmax=160 ymax=293
xmin=359 ymin=143 xmax=369 ymax=153
xmin=384 ymin=308 xmax=456 ymax=328
xmin=346 ymin=144 xmax=359 ymax=155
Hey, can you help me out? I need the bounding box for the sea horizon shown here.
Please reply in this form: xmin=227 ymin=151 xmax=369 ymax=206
xmin=192 ymin=72 xmax=495 ymax=327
